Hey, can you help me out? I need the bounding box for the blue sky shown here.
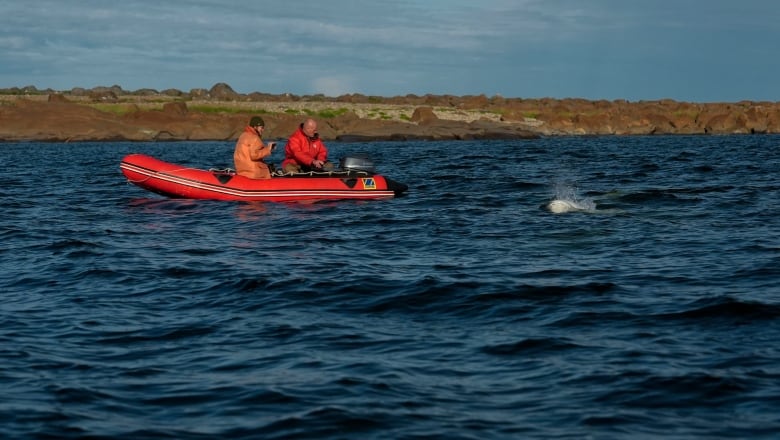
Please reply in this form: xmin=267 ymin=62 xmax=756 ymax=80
xmin=1 ymin=0 xmax=778 ymax=102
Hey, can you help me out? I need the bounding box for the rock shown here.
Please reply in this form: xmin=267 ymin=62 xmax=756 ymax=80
xmin=162 ymin=101 xmax=188 ymax=115
xmin=189 ymin=88 xmax=209 ymax=99
xmin=48 ymin=94 xmax=70 ymax=103
xmin=410 ymin=106 xmax=438 ymax=125
xmin=208 ymin=83 xmax=241 ymax=101
xmin=325 ymin=111 xmax=361 ymax=131
xmin=133 ymin=88 xmax=160 ymax=96
xmin=2 ymin=91 xmax=780 ymax=142
xmin=743 ymin=106 xmax=769 ymax=134
xmin=704 ymin=113 xmax=744 ymax=134
xmin=89 ymin=90 xmax=118 ymax=103
xmin=161 ymin=88 xmax=184 ymax=97
xmin=765 ymin=108 xmax=780 ymax=133
xmin=459 ymin=94 xmax=490 ymax=110
xmin=91 ymin=85 xmax=125 ymax=96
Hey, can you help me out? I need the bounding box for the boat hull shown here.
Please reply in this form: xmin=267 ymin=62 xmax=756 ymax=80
xmin=120 ymin=154 xmax=407 ymax=202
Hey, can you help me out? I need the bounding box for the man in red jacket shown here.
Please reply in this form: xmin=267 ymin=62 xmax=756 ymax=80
xmin=281 ymin=118 xmax=334 ymax=173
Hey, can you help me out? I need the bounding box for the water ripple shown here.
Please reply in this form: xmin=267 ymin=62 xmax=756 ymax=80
xmin=1 ymin=137 xmax=779 ymax=438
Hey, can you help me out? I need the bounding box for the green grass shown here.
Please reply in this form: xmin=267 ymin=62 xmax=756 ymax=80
xmin=299 ymin=107 xmax=350 ymax=118
xmin=87 ymin=103 xmax=142 ymax=115
xmin=318 ymin=107 xmax=350 ymax=118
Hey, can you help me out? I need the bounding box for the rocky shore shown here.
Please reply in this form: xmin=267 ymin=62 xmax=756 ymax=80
xmin=2 ymin=84 xmax=779 ymax=142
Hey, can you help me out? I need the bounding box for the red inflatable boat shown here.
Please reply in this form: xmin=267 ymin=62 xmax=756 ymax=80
xmin=120 ymin=154 xmax=408 ymax=202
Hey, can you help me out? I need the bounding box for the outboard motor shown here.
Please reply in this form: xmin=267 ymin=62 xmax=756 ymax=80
xmin=339 ymin=154 xmax=375 ymax=173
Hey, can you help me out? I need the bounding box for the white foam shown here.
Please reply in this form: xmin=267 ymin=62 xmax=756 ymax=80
xmin=547 ymin=199 xmax=588 ymax=213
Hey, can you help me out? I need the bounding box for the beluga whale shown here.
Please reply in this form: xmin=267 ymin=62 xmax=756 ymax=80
xmin=546 ymin=198 xmax=591 ymax=213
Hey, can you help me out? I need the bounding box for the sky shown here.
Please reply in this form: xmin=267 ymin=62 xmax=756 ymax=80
xmin=1 ymin=0 xmax=779 ymax=102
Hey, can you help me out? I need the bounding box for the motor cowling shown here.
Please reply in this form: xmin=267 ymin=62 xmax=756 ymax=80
xmin=339 ymin=155 xmax=375 ymax=173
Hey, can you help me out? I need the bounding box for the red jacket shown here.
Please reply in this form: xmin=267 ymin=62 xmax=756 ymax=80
xmin=281 ymin=126 xmax=328 ymax=169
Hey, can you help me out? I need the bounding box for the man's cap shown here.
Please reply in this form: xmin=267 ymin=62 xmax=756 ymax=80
xmin=249 ymin=116 xmax=265 ymax=127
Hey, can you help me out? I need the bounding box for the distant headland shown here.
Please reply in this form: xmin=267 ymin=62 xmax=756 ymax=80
xmin=1 ymin=83 xmax=779 ymax=142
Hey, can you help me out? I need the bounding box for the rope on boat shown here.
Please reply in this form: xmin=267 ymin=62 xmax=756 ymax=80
xmin=209 ymin=167 xmax=235 ymax=174
xmin=271 ymin=169 xmax=372 ymax=177
xmin=124 ymin=162 xmax=370 ymax=183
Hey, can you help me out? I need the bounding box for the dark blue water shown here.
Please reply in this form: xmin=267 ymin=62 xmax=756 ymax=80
xmin=2 ymin=136 xmax=779 ymax=439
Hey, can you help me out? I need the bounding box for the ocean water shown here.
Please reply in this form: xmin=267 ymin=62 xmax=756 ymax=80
xmin=1 ymin=135 xmax=779 ymax=439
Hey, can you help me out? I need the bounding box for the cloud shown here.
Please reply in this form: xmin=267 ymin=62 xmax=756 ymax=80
xmin=1 ymin=0 xmax=779 ymax=100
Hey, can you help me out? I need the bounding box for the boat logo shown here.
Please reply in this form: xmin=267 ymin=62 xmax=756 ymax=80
xmin=362 ymin=178 xmax=376 ymax=190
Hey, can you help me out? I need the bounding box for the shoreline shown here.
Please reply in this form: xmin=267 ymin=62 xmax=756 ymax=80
xmin=2 ymin=85 xmax=780 ymax=141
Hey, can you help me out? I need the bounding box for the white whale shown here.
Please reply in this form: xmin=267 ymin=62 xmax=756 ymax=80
xmin=546 ymin=199 xmax=589 ymax=213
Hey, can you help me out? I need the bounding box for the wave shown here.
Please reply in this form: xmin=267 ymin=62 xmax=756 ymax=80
xmin=481 ymin=337 xmax=585 ymax=356
xmin=659 ymin=296 xmax=780 ymax=322
xmin=593 ymin=371 xmax=753 ymax=410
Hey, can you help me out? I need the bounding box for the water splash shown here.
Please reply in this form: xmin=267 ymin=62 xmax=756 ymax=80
xmin=546 ymin=182 xmax=596 ymax=213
